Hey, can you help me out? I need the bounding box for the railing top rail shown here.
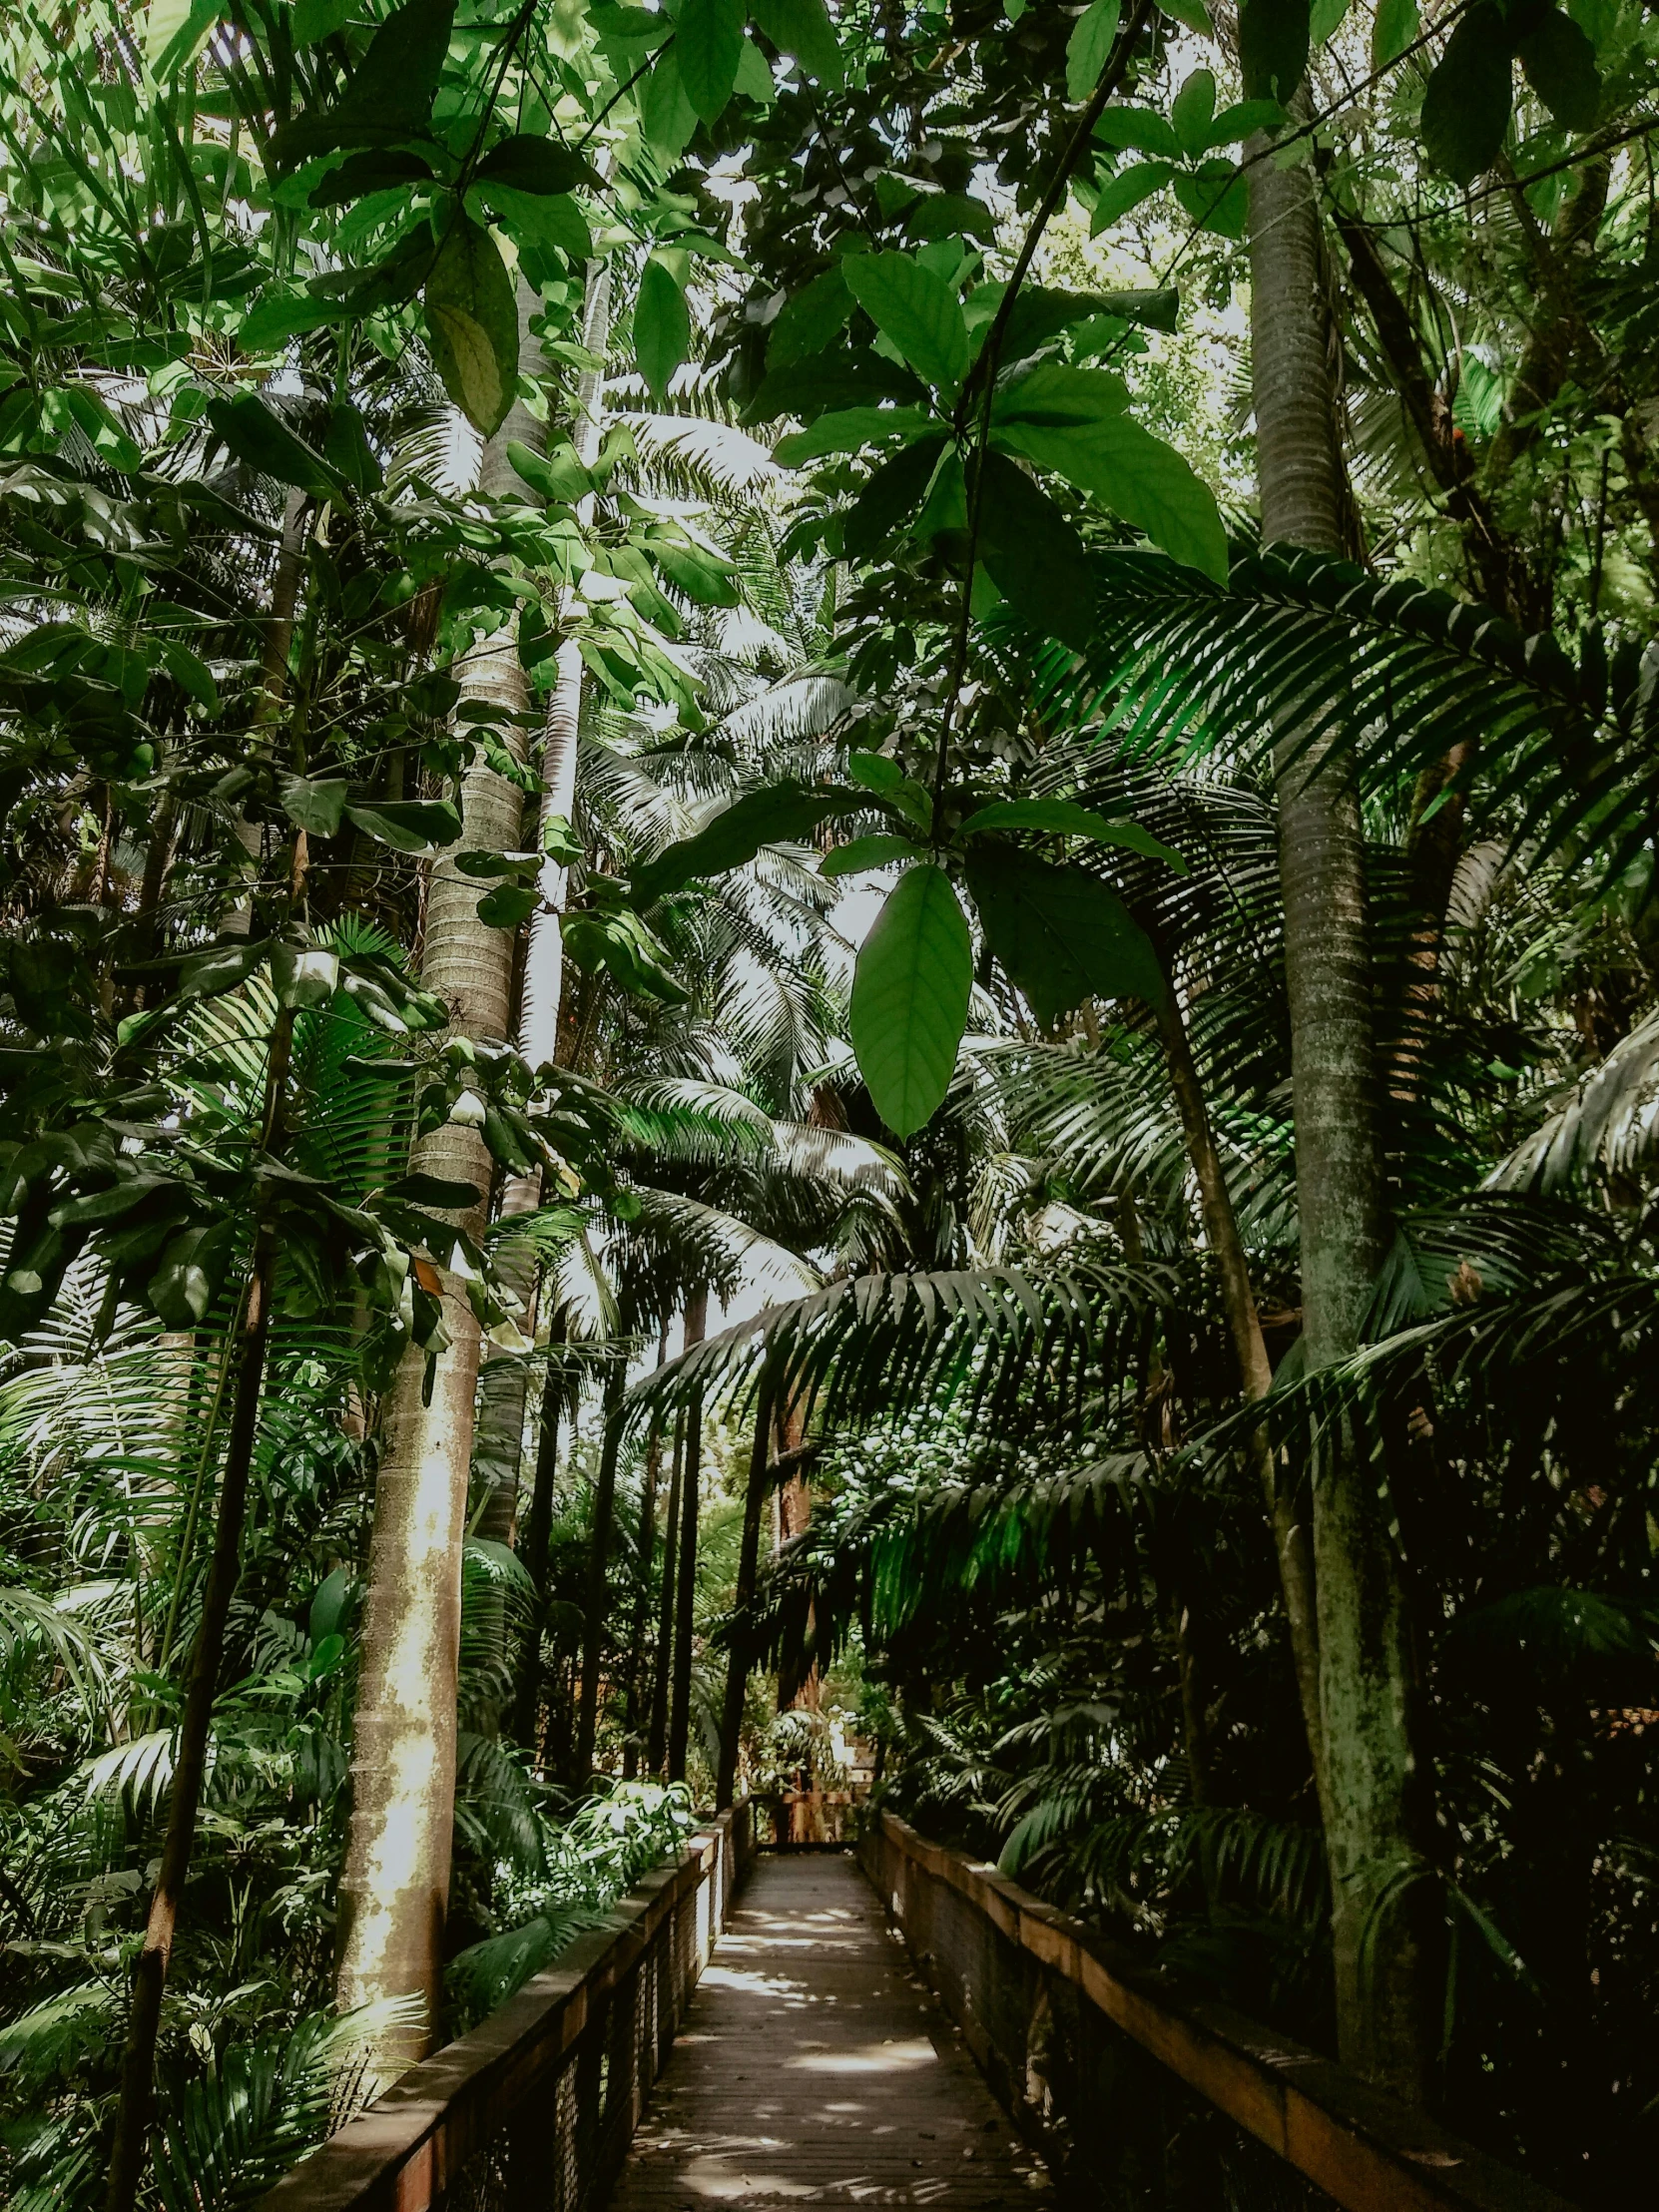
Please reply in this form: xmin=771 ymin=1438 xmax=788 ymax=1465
xmin=259 ymin=1806 xmax=746 ymax=2212
xmin=867 ymin=1811 xmax=1578 ymax=2212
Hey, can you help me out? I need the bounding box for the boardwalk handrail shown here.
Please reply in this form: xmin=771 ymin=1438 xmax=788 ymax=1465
xmin=260 ymin=1804 xmax=754 ymax=2212
xmin=860 ymin=1811 xmax=1579 ymax=2212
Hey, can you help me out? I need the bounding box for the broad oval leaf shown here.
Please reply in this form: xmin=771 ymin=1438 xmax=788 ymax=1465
xmin=957 ymin=801 xmax=1187 ymax=870
xmin=964 ymin=847 xmax=1165 ymax=1024
xmin=842 ymin=255 xmax=970 ymax=393
xmin=768 ymin=267 xmax=852 ymax=367
xmin=635 ymin=259 xmax=692 ymax=400
xmin=994 ymin=412 xmax=1228 ymax=584
xmin=1421 ymin=3 xmax=1512 ymax=183
xmin=849 ymin=863 xmax=973 ymax=1138
xmin=473 ymin=136 xmax=599 ymax=195
xmin=280 ymin=775 xmax=349 ymax=837
xmin=476 ymin=881 xmax=541 ymax=929
xmin=992 ymin=363 xmax=1130 ymax=429
xmin=822 ymin=832 xmax=923 ymax=877
xmin=973 ymin=451 xmax=1096 ymax=653
xmin=630 ymin=783 xmax=863 ymax=905
xmin=751 ymin=0 xmax=843 ymax=80
xmin=775 ymin=405 xmax=934 ymax=466
xmin=1066 ymin=0 xmax=1123 ymax=101
xmin=678 ymin=0 xmax=746 ymax=121
xmin=1515 ymin=8 xmax=1599 ymax=132
xmin=344 ymin=798 xmax=462 ymax=853
xmin=423 ymin=214 xmax=520 ymax=436
xmin=207 ymin=393 xmax=345 ymax=502
xmin=1238 ymin=0 xmax=1311 ymax=102
xmin=842 ymin=434 xmax=949 ymax=559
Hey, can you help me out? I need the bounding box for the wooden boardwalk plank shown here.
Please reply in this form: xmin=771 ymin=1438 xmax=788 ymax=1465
xmin=606 ymin=1853 xmax=1048 ymax=2208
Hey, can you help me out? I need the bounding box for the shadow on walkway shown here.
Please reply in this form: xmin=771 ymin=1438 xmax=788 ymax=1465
xmin=609 ymin=1852 xmax=1049 ymax=2207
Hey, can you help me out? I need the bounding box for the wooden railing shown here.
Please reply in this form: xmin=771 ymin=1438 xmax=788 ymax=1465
xmin=260 ymin=1804 xmax=753 ymax=2212
xmin=860 ymin=1811 xmax=1579 ymax=2212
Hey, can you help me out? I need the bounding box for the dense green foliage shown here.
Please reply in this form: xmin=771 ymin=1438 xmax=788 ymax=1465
xmin=1 ymin=0 xmax=1656 ymax=2202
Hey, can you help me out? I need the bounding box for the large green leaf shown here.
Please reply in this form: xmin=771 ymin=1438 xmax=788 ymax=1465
xmin=635 ymin=259 xmax=692 ymax=399
xmin=842 ymin=255 xmax=970 ymax=393
xmin=957 ymin=800 xmax=1186 ymax=869
xmin=280 ymin=776 xmax=349 ymax=837
xmin=842 ymin=434 xmax=949 ymax=559
xmin=469 ymin=183 xmax=592 ymax=264
xmin=751 ymin=0 xmax=843 ymax=80
xmin=991 ymin=363 xmax=1129 ymax=428
xmin=775 ymin=406 xmax=933 ymax=466
xmin=630 ymin=783 xmax=862 ymax=904
xmin=973 ymin=453 xmax=1095 ymax=653
xmin=651 ymin=539 xmax=743 ymax=606
xmin=768 ymin=267 xmax=852 ymax=365
xmin=207 ymin=394 xmax=345 ymax=502
xmin=678 ymin=0 xmax=746 ymax=120
xmin=1090 ymin=161 xmax=1174 ymax=233
xmin=473 ymin=137 xmax=599 ymax=195
xmin=821 ymin=832 xmax=922 ymax=877
xmin=994 ymin=413 xmax=1228 ymax=583
xmin=1092 ymin=105 xmax=1182 ymax=159
xmin=1066 ymin=0 xmax=1123 ymax=100
xmin=849 ymin=864 xmax=972 ymax=1138
xmin=423 ymin=215 xmax=519 ymax=436
xmin=270 ymin=0 xmax=455 ymax=169
xmin=1421 ymin=2 xmax=1512 ymax=182
xmin=1171 ymin=67 xmax=1218 ymax=156
xmin=747 ymin=347 xmax=925 ymax=423
xmin=642 ymin=47 xmax=699 ymax=155
xmin=344 ymin=799 xmax=462 ymax=853
xmin=964 ymin=846 xmax=1164 ymax=1023
xmin=1515 ymin=7 xmax=1599 ymax=131
xmin=1237 ymin=0 xmax=1310 ymax=101
xmin=1371 ymin=0 xmax=1418 ymax=68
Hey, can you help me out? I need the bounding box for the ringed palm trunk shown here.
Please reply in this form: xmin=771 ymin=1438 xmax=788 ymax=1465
xmin=334 ymin=327 xmax=542 ymax=2064
xmin=717 ymin=1362 xmax=778 ymax=1811
xmin=667 ymin=1289 xmax=709 ymax=1784
xmin=473 ymin=261 xmax=615 ymax=1556
xmin=1249 ymin=120 xmax=1435 ymax=2099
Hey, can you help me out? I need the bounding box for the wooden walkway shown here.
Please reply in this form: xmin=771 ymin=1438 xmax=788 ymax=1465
xmin=608 ymin=1852 xmax=1049 ymax=2207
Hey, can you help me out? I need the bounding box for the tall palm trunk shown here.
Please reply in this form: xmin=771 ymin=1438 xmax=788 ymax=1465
xmin=511 ymin=1322 xmax=566 ymax=1757
xmin=646 ymin=1409 xmax=683 ymax=1773
xmin=667 ymin=1289 xmax=708 ymax=1784
xmin=1249 ymin=122 xmax=1435 ymax=2099
xmin=333 ymin=324 xmax=541 ymax=2062
xmin=573 ymin=1357 xmax=627 ymax=1778
xmin=473 ymin=262 xmax=615 ymax=1548
xmin=717 ymin=1362 xmax=778 ymax=1810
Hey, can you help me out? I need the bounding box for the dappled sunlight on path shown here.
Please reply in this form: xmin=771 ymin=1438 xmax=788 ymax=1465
xmin=607 ymin=1855 xmax=1047 ymax=2208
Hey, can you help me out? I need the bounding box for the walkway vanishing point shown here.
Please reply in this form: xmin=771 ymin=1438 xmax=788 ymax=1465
xmin=608 ymin=1853 xmax=1048 ymax=2207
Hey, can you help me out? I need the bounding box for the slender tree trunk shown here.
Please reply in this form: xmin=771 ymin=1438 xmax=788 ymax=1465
xmin=1249 ymin=121 xmax=1436 ymax=2100
xmin=621 ymin=1421 xmax=661 ymax=1780
xmin=334 ymin=379 xmax=530 ymax=2059
xmin=573 ymin=1358 xmax=627 ymax=1780
xmin=104 ymin=1239 xmax=275 ymax=2212
xmin=512 ymin=1323 xmax=565 ymax=1754
xmin=717 ymin=1364 xmax=778 ymax=1812
xmin=667 ymin=1289 xmax=709 ymax=1785
xmin=1154 ymin=992 xmax=1327 ymax=1814
xmin=473 ymin=262 xmax=615 ymax=1561
xmin=647 ymin=1410 xmax=683 ymax=1775
xmin=221 ymin=489 xmax=308 ymax=940
xmin=522 ymin=261 xmax=612 ymax=1074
